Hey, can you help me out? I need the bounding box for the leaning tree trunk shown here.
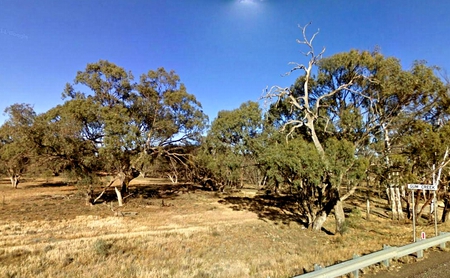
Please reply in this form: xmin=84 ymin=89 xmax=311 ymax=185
xmin=417 ymin=196 xmax=432 ymax=220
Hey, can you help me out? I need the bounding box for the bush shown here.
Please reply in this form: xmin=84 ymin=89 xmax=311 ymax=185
xmin=93 ymin=239 xmax=112 ymax=257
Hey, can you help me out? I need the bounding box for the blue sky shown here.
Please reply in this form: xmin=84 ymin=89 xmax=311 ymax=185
xmin=1 ymin=0 xmax=450 ymax=125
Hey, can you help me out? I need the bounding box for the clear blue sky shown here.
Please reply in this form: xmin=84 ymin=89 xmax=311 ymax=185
xmin=1 ymin=0 xmax=450 ymax=125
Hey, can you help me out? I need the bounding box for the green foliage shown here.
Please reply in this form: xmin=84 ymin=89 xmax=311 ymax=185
xmin=344 ymin=208 xmax=363 ymax=231
xmin=8 ymin=61 xmax=208 ymax=193
xmin=0 ymin=104 xmax=36 ymax=181
xmin=197 ymin=101 xmax=263 ymax=188
xmin=263 ymin=35 xmax=450 ymax=231
xmin=397 ymin=120 xmax=450 ymax=183
xmin=272 ymin=48 xmax=449 ymax=188
xmin=260 ymin=137 xmax=324 ymax=190
xmin=325 ymin=137 xmax=368 ymax=186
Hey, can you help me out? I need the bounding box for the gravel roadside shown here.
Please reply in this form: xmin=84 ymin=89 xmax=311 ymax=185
xmin=364 ymin=250 xmax=450 ymax=278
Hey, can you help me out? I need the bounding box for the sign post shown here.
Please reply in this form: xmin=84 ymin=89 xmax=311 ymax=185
xmin=408 ymin=184 xmax=436 ymax=242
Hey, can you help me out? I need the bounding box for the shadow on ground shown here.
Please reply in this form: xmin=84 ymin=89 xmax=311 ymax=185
xmin=93 ymin=182 xmax=211 ymax=203
xmin=219 ymin=194 xmax=308 ymax=228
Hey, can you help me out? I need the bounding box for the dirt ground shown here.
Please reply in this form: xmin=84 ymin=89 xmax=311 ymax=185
xmin=365 ymin=250 xmax=450 ymax=278
xmin=1 ymin=177 xmax=450 ymax=277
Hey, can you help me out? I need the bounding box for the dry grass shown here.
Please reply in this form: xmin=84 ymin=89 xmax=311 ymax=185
xmin=0 ymin=177 xmax=448 ymax=278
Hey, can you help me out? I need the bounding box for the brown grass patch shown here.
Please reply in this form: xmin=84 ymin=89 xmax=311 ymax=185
xmin=0 ymin=178 xmax=448 ymax=277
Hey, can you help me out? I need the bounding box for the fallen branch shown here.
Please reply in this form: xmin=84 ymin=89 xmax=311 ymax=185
xmin=93 ymin=176 xmax=120 ymax=204
xmin=123 ymin=193 xmax=133 ymax=200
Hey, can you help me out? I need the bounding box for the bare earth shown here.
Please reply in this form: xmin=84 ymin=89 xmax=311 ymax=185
xmin=1 ymin=177 xmax=450 ymax=277
xmin=365 ymin=250 xmax=450 ymax=278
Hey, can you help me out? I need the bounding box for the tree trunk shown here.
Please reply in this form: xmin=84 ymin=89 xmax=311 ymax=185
xmin=334 ymin=200 xmax=345 ymax=235
xmin=389 ymin=186 xmax=397 ymax=220
xmin=406 ymin=191 xmax=412 ymax=219
xmin=86 ymin=185 xmax=94 ymax=206
xmin=168 ymin=173 xmax=178 ymax=184
xmin=310 ymin=187 xmax=340 ymax=232
xmin=441 ymin=193 xmax=450 ymax=223
xmin=9 ymin=174 xmax=20 ymax=188
xmin=120 ymin=168 xmax=140 ymax=196
xmin=395 ymin=186 xmax=404 ymax=220
xmin=414 ymin=191 xmax=421 ymax=217
xmin=307 ymin=121 xmax=325 ymax=157
xmin=386 ymin=187 xmax=391 ymax=206
xmin=114 ymin=187 xmax=124 ymax=207
xmin=312 ymin=210 xmax=327 ymax=231
xmin=240 ymin=166 xmax=244 ymax=188
xmin=366 ymin=178 xmax=371 ymax=220
xmin=417 ymin=197 xmax=432 ymax=220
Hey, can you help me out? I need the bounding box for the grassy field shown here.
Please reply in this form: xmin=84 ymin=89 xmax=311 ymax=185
xmin=0 ymin=177 xmax=447 ymax=278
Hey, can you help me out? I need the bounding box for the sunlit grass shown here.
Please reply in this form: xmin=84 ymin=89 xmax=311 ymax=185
xmin=1 ymin=179 xmax=449 ymax=277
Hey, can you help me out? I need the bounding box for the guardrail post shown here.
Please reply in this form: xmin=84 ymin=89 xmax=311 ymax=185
xmin=352 ymin=254 xmax=360 ymax=278
xmin=382 ymin=245 xmax=390 ymax=267
xmin=416 ymin=239 xmax=424 ymax=258
xmin=440 ymin=232 xmax=447 ymax=249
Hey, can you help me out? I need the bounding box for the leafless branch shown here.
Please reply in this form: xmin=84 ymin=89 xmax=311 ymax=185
xmin=282 ymin=120 xmax=305 ymax=141
xmin=314 ymin=78 xmax=356 ymax=113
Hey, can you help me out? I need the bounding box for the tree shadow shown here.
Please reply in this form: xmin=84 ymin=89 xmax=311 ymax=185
xmin=93 ymin=182 xmax=209 ymax=203
xmin=40 ymin=181 xmax=71 ymax=187
xmin=0 ymin=178 xmax=11 ymax=185
xmin=130 ymin=182 xmax=210 ymax=198
xmin=219 ymin=194 xmax=308 ymax=228
xmin=20 ymin=180 xmax=77 ymax=189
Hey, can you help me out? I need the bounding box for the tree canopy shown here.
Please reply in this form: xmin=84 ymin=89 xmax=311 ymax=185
xmin=2 ymin=26 xmax=450 ymax=233
xmin=6 ymin=61 xmax=208 ymax=203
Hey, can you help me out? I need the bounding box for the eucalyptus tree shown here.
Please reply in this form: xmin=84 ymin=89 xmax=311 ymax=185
xmin=355 ymin=58 xmax=448 ymax=220
xmin=313 ymin=51 xmax=449 ymax=220
xmin=0 ymin=104 xmax=36 ymax=187
xmin=264 ymin=24 xmax=364 ymax=233
xmin=265 ymin=20 xmax=449 ymax=231
xmin=197 ymin=101 xmax=264 ymax=189
xmin=263 ymin=23 xmax=450 ymax=232
xmin=395 ymin=115 xmax=450 ymax=221
xmin=30 ymin=96 xmax=104 ymax=200
xmin=37 ymin=60 xmax=207 ymax=202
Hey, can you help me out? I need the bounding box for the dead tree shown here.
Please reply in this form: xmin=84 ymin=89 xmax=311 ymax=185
xmin=263 ymin=23 xmax=358 ymax=233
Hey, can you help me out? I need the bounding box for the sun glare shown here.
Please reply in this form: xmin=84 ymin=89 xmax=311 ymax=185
xmin=229 ymin=0 xmax=266 ymax=23
xmin=238 ymin=0 xmax=264 ymax=4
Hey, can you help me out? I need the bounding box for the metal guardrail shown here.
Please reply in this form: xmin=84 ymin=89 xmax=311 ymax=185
xmin=293 ymin=232 xmax=450 ymax=278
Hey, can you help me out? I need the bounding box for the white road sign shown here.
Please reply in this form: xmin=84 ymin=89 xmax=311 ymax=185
xmin=407 ymin=184 xmax=437 ymax=190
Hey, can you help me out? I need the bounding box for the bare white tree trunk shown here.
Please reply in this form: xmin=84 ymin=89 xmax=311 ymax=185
xmin=114 ymin=187 xmax=123 ymax=207
xmin=390 ymin=186 xmax=397 ymax=220
xmin=9 ymin=174 xmax=20 ymax=188
xmin=168 ymin=174 xmax=178 ymax=184
xmin=394 ymin=186 xmax=404 ymax=220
